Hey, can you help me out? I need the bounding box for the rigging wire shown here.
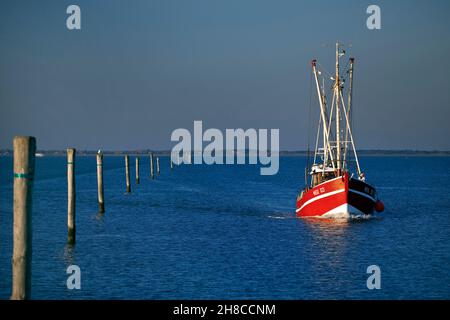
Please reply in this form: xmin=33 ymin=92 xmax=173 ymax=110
xmin=306 ymin=64 xmax=313 ymax=187
xmin=316 ymin=62 xmax=333 ymax=81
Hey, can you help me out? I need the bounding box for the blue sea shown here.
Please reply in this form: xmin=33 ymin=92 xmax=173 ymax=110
xmin=0 ymin=155 xmax=449 ymax=299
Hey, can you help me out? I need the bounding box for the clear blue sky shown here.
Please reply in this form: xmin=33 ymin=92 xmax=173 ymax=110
xmin=1 ymin=0 xmax=449 ymax=150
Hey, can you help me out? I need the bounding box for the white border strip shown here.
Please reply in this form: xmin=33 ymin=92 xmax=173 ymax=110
xmin=296 ymin=188 xmax=345 ymax=212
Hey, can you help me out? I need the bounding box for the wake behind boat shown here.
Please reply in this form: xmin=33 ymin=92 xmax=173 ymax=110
xmin=296 ymin=43 xmax=384 ymax=218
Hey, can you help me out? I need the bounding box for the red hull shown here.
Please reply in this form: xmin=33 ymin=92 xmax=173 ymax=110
xmin=296 ymin=172 xmax=377 ymax=218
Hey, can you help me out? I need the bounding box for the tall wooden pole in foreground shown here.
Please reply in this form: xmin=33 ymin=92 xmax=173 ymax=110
xmin=125 ymin=155 xmax=131 ymax=193
xmin=67 ymin=148 xmax=76 ymax=245
xmin=156 ymin=157 xmax=160 ymax=175
xmin=150 ymin=153 xmax=154 ymax=179
xmin=135 ymin=157 xmax=140 ymax=184
xmin=97 ymin=152 xmax=105 ymax=213
xmin=11 ymin=136 xmax=36 ymax=300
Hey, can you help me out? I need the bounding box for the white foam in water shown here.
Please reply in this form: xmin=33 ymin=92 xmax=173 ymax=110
xmin=349 ymin=214 xmax=382 ymax=222
xmin=300 ymin=212 xmax=379 ymax=222
xmin=267 ymin=212 xmax=295 ymax=219
xmin=268 ymin=215 xmax=289 ymax=219
xmin=322 ymin=211 xmax=351 ymax=219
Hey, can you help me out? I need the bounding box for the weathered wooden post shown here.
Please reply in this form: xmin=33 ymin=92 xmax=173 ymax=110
xmin=97 ymin=151 xmax=105 ymax=213
xmin=150 ymin=153 xmax=154 ymax=179
xmin=67 ymin=148 xmax=76 ymax=245
xmin=156 ymin=157 xmax=160 ymax=175
xmin=135 ymin=157 xmax=140 ymax=184
xmin=125 ymin=155 xmax=131 ymax=193
xmin=11 ymin=136 xmax=36 ymax=300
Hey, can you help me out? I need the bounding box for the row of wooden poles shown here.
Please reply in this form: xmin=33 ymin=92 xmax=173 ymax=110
xmin=10 ymin=136 xmax=175 ymax=299
xmin=96 ymin=150 xmax=165 ymax=212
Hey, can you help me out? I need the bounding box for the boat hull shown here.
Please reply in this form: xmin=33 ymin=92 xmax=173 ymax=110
xmin=296 ymin=172 xmax=377 ymax=218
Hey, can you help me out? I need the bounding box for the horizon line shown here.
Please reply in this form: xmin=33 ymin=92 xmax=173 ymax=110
xmin=2 ymin=149 xmax=450 ymax=154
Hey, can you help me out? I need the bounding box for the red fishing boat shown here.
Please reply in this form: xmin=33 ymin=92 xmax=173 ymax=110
xmin=296 ymin=43 xmax=384 ymax=218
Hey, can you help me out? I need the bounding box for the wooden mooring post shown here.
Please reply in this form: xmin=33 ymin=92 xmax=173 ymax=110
xmin=135 ymin=157 xmax=140 ymax=184
xmin=125 ymin=155 xmax=131 ymax=193
xmin=156 ymin=157 xmax=160 ymax=175
xmin=150 ymin=153 xmax=154 ymax=179
xmin=97 ymin=151 xmax=105 ymax=213
xmin=67 ymin=148 xmax=76 ymax=245
xmin=11 ymin=136 xmax=36 ymax=300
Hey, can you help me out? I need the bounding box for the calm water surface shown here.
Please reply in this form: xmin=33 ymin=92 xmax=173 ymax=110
xmin=0 ymin=156 xmax=449 ymax=299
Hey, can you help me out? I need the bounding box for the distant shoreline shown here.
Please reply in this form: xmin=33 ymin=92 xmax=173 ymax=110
xmin=1 ymin=150 xmax=450 ymax=157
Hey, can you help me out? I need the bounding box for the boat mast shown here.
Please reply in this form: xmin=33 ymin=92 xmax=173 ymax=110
xmin=335 ymin=42 xmax=341 ymax=173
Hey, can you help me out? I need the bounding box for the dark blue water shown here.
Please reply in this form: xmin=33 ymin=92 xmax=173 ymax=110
xmin=1 ymin=155 xmax=449 ymax=299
